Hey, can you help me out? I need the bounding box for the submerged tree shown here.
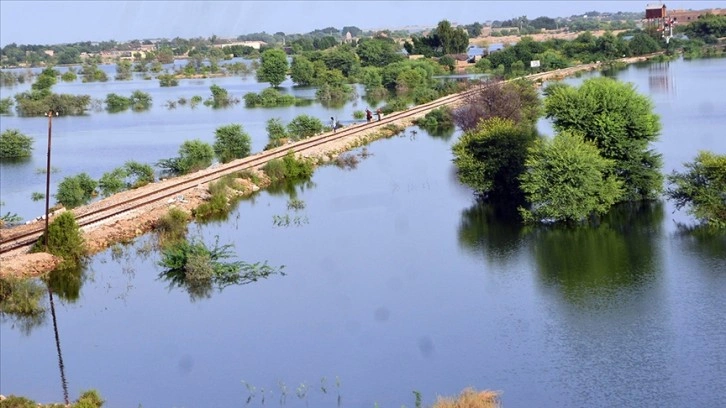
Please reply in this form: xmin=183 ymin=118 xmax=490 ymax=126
xmin=519 ymin=130 xmax=624 ymax=224
xmin=0 ymin=129 xmax=33 ymax=159
xmin=452 ymin=117 xmax=537 ymax=202
xmin=666 ymin=151 xmax=726 ymax=229
xmin=544 ymin=77 xmax=663 ymax=201
xmin=257 ymin=48 xmax=289 ymax=87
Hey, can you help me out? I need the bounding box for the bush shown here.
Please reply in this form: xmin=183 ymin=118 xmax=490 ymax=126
xmin=265 ymin=118 xmax=288 ymax=150
xmin=415 ymin=107 xmax=454 ymax=132
xmin=0 ymin=97 xmax=13 ymax=114
xmin=243 ymin=87 xmax=298 ymax=107
xmin=124 ymin=161 xmax=155 ymax=187
xmin=130 ymin=90 xmax=152 ymax=111
xmin=287 ymin=114 xmax=324 ymax=141
xmin=98 ymin=167 xmax=128 ymax=197
xmin=380 ymin=98 xmax=409 ymax=115
xmin=105 ymin=93 xmax=131 ymax=112
xmin=158 ymin=73 xmax=179 ymax=87
xmin=0 ymin=129 xmax=33 ymax=159
xmin=213 ymin=124 xmax=251 ymax=163
xmin=56 ymin=173 xmax=97 ymax=208
xmin=352 ymin=110 xmax=366 ymax=120
xmin=60 ymin=71 xmax=77 ymax=82
xmin=158 ymin=236 xmax=284 ymax=301
xmin=32 ymin=212 xmax=86 ymax=267
xmin=158 ymin=140 xmax=214 ymax=176
xmin=262 ymin=150 xmax=314 ymax=183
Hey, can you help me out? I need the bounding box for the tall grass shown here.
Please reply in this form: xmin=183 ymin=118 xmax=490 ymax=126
xmin=433 ymin=388 xmax=500 ymax=408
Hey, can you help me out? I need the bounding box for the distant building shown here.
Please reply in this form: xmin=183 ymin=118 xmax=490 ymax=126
xmin=43 ymin=50 xmax=54 ymax=57
xmin=646 ymin=3 xmax=667 ymax=19
xmin=212 ymin=41 xmax=267 ymax=50
xmin=669 ymin=8 xmax=726 ymax=23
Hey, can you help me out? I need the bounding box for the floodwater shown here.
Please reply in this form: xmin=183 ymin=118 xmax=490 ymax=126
xmin=1 ymin=57 xmax=725 ymax=408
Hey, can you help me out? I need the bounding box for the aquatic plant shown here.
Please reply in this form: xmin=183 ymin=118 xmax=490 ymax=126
xmin=158 ymin=236 xmax=285 ymax=301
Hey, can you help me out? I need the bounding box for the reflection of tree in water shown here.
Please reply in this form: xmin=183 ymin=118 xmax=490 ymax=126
xmin=0 ymin=277 xmax=47 ymax=335
xmin=457 ymin=200 xmax=525 ymax=263
xmin=532 ymin=201 xmax=664 ymax=302
xmin=158 ymin=236 xmax=285 ymax=302
xmin=266 ymin=178 xmax=316 ymax=199
xmin=0 ymin=262 xmax=86 ymax=335
xmin=44 ymin=264 xmax=85 ymax=303
xmin=674 ymin=225 xmax=726 ymax=265
xmin=419 ymin=125 xmax=456 ymax=141
xmin=0 ymin=264 xmax=80 ymax=404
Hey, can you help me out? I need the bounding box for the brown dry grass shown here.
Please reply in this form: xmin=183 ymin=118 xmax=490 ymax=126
xmin=433 ymin=388 xmax=501 ymax=408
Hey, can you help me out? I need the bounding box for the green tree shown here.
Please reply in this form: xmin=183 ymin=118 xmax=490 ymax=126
xmin=287 ymin=114 xmax=324 ymax=140
xmin=176 ymin=139 xmax=214 ymax=174
xmin=105 ymin=93 xmax=131 ymax=112
xmin=436 ymin=20 xmax=470 ymax=54
xmin=666 ymin=151 xmax=726 ymax=229
xmin=0 ymin=97 xmax=13 ymax=114
xmin=438 ymin=55 xmax=456 ymax=72
xmin=158 ymin=73 xmax=179 ymax=87
xmin=33 ymin=211 xmax=86 ymax=268
xmin=257 ymin=48 xmax=289 ymax=87
xmin=683 ymin=13 xmax=726 ymax=43
xmin=356 ymin=38 xmax=403 ymax=67
xmin=56 ymin=173 xmax=98 ymax=208
xmin=98 ymin=167 xmax=128 ymax=197
xmin=115 ymin=59 xmax=133 ymax=80
xmin=130 ymin=90 xmax=152 ymax=111
xmin=628 ymin=32 xmax=661 ymax=55
xmin=213 ymin=124 xmax=252 ymax=163
xmin=208 ymin=84 xmax=235 ymax=108
xmin=31 ymin=67 xmax=58 ymax=95
xmin=0 ymin=129 xmax=33 ymax=159
xmin=544 ymin=77 xmax=663 ymax=201
xmin=124 ymin=160 xmax=155 ymax=188
xmin=61 ymin=70 xmax=77 ymax=82
xmin=290 ymin=55 xmax=316 ymax=86
xmin=452 ymin=118 xmax=537 ymax=201
xmin=265 ymin=118 xmax=288 ymax=149
xmin=519 ymin=131 xmax=624 ymax=224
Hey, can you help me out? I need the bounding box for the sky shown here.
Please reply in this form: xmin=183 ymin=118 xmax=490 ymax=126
xmin=0 ymin=1 xmax=722 ymax=46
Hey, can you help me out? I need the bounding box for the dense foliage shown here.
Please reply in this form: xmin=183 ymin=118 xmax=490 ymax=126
xmin=243 ymin=88 xmax=298 ymax=107
xmin=404 ymin=20 xmax=469 ymax=56
xmin=0 ymin=129 xmax=33 ymax=159
xmin=286 ymin=114 xmax=324 ymax=140
xmin=56 ymin=173 xmax=98 ymax=208
xmin=452 ymin=118 xmax=537 ymax=201
xmin=544 ymin=77 xmax=663 ymax=201
xmin=257 ymin=48 xmax=289 ymax=87
xmin=213 ymin=124 xmax=252 ymax=163
xmin=519 ymin=131 xmax=624 ymax=224
xmin=158 ymin=236 xmax=284 ymax=301
xmin=666 ymin=151 xmax=726 ymax=229
xmin=682 ymin=13 xmax=726 ymax=43
xmin=157 ymin=139 xmax=214 ymax=176
xmin=32 ymin=212 xmax=87 ymax=268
